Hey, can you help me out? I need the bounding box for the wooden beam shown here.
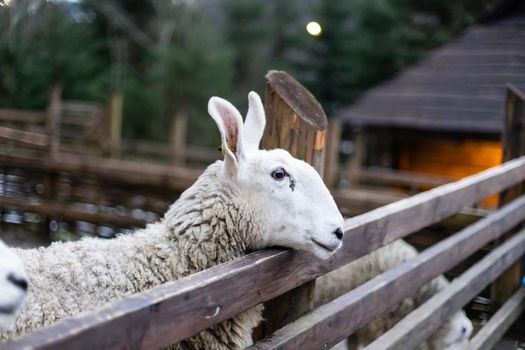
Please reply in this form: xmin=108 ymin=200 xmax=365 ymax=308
xmin=5 ymin=157 xmax=525 ymax=349
xmin=341 ymin=155 xmax=525 ymax=261
xmin=0 ymin=153 xmax=201 ymax=192
xmin=470 ymin=288 xmax=525 ymax=350
xmin=365 ymin=229 xmax=525 ymax=350
xmin=0 ymin=109 xmax=47 ymax=124
xmin=324 ymin=120 xmax=341 ymax=187
xmin=121 ymin=140 xmax=218 ymax=163
xmin=47 ymin=85 xmax=62 ymax=158
xmin=258 ymin=70 xmax=328 ymax=338
xmin=108 ymin=90 xmax=123 ymax=158
xmin=0 ymin=196 xmax=148 ymax=228
xmin=249 ymin=196 xmax=525 ymax=350
xmin=356 ymin=167 xmax=453 ymax=189
xmin=170 ymin=110 xmax=188 ymax=165
xmin=491 ymin=85 xmax=525 ymax=306
xmin=0 ymin=126 xmax=49 ymax=149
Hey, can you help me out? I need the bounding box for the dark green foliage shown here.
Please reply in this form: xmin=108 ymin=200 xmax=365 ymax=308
xmin=0 ymin=0 xmax=503 ymax=139
xmin=0 ymin=1 xmax=110 ymax=109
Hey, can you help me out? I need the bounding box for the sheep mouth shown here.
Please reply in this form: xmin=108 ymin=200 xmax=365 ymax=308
xmin=311 ymin=238 xmax=338 ymax=252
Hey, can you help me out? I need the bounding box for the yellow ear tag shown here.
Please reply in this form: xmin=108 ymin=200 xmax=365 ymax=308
xmin=219 ymin=140 xmax=235 ymax=156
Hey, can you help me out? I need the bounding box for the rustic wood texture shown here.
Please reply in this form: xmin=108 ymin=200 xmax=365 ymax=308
xmin=6 ymin=158 xmax=525 ymax=350
xmin=121 ymin=140 xmax=217 ymax=163
xmin=342 ymin=155 xmax=525 ymax=261
xmin=263 ymin=70 xmax=327 ymax=174
xmin=258 ymin=70 xmax=328 ymax=338
xmin=470 ymin=288 xmax=525 ymax=350
xmin=249 ymin=195 xmax=525 ymax=350
xmin=0 ymin=126 xmax=49 ymax=149
xmin=47 ymin=85 xmax=62 ymax=158
xmin=170 ymin=110 xmax=188 ymax=165
xmin=0 ymin=109 xmax=47 ymax=124
xmin=108 ymin=90 xmax=123 ymax=157
xmin=0 ymin=153 xmax=201 ymax=192
xmin=0 ymin=196 xmax=148 ymax=228
xmin=324 ymin=120 xmax=341 ymax=187
xmin=492 ymin=85 xmax=525 ymax=306
xmin=335 ymin=14 xmax=525 ymax=133
xmin=356 ymin=166 xmax=453 ymax=189
xmin=365 ymin=229 xmax=525 ymax=350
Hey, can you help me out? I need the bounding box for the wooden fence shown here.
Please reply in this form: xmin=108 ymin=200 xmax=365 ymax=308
xmin=2 ymin=80 xmax=525 ymax=350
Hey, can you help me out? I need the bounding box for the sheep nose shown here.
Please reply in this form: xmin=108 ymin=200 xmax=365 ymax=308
xmin=7 ymin=273 xmax=28 ymax=292
xmin=333 ymin=228 xmax=344 ymax=240
xmin=461 ymin=327 xmax=467 ymax=334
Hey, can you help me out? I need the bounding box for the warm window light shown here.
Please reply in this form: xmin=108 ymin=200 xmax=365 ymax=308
xmin=306 ymin=21 xmax=322 ymax=37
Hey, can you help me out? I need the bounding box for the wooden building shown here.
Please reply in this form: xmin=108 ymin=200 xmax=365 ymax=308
xmin=335 ymin=3 xmax=525 ymax=205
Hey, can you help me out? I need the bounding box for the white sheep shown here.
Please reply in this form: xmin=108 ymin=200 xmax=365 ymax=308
xmin=1 ymin=91 xmax=344 ymax=349
xmin=315 ymin=240 xmax=473 ymax=350
xmin=0 ymin=238 xmax=28 ymax=330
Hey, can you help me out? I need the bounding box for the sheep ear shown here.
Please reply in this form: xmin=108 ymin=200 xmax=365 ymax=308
xmin=208 ymin=96 xmax=245 ymax=177
xmin=244 ymin=91 xmax=266 ymax=154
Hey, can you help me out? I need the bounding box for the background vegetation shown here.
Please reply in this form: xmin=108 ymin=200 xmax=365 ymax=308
xmin=0 ymin=0 xmax=503 ymax=145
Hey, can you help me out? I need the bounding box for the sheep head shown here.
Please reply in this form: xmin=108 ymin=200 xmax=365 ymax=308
xmin=208 ymin=91 xmax=344 ymax=260
xmin=427 ymin=310 xmax=473 ymax=350
xmin=0 ymin=239 xmax=28 ymax=329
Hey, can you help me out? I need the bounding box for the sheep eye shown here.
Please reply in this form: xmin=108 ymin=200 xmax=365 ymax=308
xmin=271 ymin=168 xmax=287 ymax=180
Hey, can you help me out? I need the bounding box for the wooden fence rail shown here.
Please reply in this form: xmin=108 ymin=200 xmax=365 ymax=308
xmin=2 ymin=82 xmax=524 ymax=350
xmin=5 ymin=154 xmax=525 ymax=350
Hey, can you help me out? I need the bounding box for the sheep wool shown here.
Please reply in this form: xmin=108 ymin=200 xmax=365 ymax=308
xmin=315 ymin=240 xmax=473 ymax=350
xmin=2 ymin=162 xmax=263 ymax=349
xmin=1 ymin=91 xmax=346 ymax=349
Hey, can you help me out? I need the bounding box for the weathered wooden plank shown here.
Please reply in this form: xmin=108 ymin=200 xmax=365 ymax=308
xmin=258 ymin=70 xmax=328 ymax=338
xmin=108 ymin=90 xmax=123 ymax=158
xmin=4 ymin=156 xmax=525 ymax=349
xmin=121 ymin=140 xmax=218 ymax=163
xmin=0 ymin=109 xmax=47 ymax=124
xmin=323 ymin=120 xmax=341 ymax=188
xmin=492 ymin=85 xmax=525 ymax=306
xmin=249 ymin=196 xmax=525 ymax=350
xmin=342 ymin=155 xmax=525 ymax=261
xmin=470 ymin=288 xmax=525 ymax=350
xmin=47 ymin=85 xmax=62 ymax=158
xmin=2 ymin=248 xmax=292 ymax=350
xmin=0 ymin=153 xmax=201 ymax=192
xmin=0 ymin=126 xmax=49 ymax=148
xmin=356 ymin=166 xmax=453 ymax=189
xmin=0 ymin=196 xmax=148 ymax=228
xmin=365 ymin=229 xmax=525 ymax=350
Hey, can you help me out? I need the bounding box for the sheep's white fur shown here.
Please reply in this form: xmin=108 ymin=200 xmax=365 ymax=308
xmin=315 ymin=240 xmax=473 ymax=350
xmin=0 ymin=238 xmax=28 ymax=330
xmin=1 ymin=91 xmax=344 ymax=349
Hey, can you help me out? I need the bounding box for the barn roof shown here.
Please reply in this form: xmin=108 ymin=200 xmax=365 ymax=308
xmin=335 ymin=10 xmax=525 ymax=134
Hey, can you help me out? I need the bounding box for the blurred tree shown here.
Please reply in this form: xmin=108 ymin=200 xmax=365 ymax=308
xmin=292 ymin=0 xmax=485 ymax=116
xmin=0 ymin=0 xmax=511 ymax=143
xmin=0 ymin=0 xmax=110 ymax=109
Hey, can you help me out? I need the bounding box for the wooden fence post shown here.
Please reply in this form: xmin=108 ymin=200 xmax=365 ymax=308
xmin=47 ymin=85 xmax=62 ymax=159
xmin=324 ymin=120 xmax=341 ymax=188
xmin=491 ymin=85 xmax=525 ymax=307
xmin=170 ymin=110 xmax=187 ymax=165
xmin=109 ymin=90 xmax=123 ymax=158
xmin=43 ymin=85 xmax=62 ymax=236
xmin=256 ymin=70 xmax=328 ymax=338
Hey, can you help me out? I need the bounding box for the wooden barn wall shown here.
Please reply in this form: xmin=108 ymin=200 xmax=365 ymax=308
xmin=399 ymin=136 xmax=502 ymax=206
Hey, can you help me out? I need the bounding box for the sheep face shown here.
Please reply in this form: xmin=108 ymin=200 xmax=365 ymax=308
xmin=0 ymin=239 xmax=28 ymax=329
xmin=427 ymin=310 xmax=473 ymax=350
xmin=208 ymin=92 xmax=344 ymax=260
